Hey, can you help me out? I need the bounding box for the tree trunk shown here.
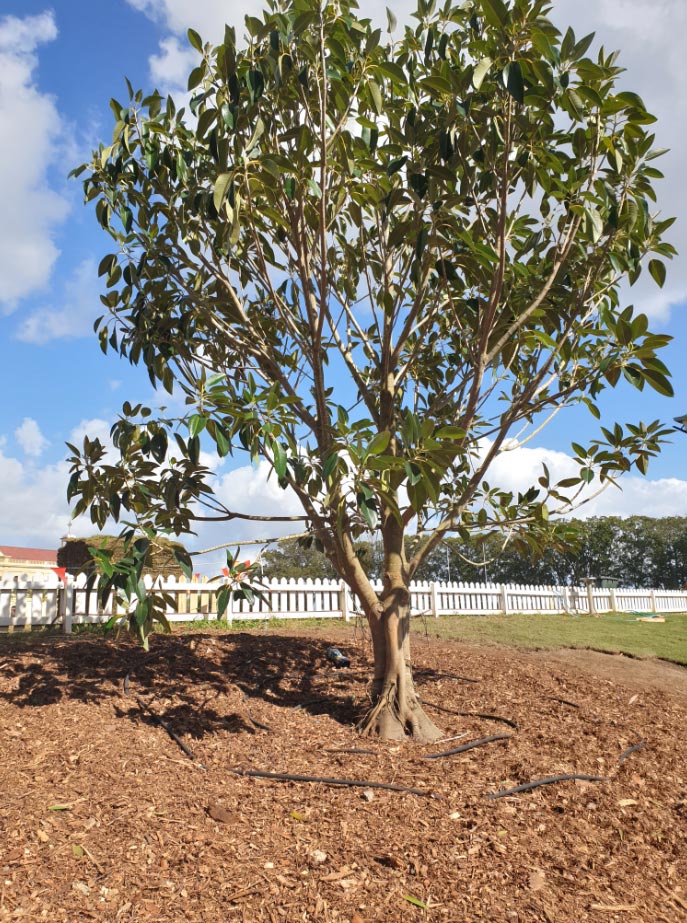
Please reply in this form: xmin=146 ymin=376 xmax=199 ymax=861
xmin=359 ymin=586 xmax=443 ymax=742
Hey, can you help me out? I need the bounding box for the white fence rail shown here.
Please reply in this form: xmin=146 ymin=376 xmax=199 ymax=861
xmin=1 ymin=571 xmax=686 ymax=632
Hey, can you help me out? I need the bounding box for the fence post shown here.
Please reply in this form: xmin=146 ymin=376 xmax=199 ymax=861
xmin=430 ymin=581 xmax=439 ymax=618
xmin=340 ymin=580 xmax=350 ymax=622
xmin=500 ymin=584 xmax=509 ymax=615
xmin=650 ymin=590 xmax=657 ymax=614
xmin=62 ymin=574 xmax=73 ymax=634
xmin=609 ymin=587 xmax=618 ymax=613
xmin=585 ymin=582 xmax=596 ymax=616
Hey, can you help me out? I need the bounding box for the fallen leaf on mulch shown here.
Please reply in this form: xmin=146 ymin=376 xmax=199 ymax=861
xmin=529 ymin=870 xmax=546 ymax=891
xmin=207 ymin=802 xmax=234 ymax=823
xmin=322 ymin=866 xmax=354 ymax=882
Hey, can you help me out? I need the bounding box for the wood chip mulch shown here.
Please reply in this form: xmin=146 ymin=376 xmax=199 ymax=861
xmin=1 ymin=626 xmax=686 ymax=922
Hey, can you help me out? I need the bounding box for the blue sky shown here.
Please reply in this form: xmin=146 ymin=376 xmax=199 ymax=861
xmin=0 ymin=0 xmax=686 ymax=566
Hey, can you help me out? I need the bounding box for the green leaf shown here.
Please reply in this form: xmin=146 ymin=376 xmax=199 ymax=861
xmin=98 ymin=254 xmax=117 ymax=278
xmin=214 ymin=426 xmax=231 ymax=457
xmin=586 ymin=206 xmax=604 ymax=243
xmin=216 ymin=585 xmax=231 ymax=617
xmin=503 ymin=61 xmax=524 ymax=104
xmin=173 ymin=546 xmax=194 ymax=580
xmin=368 ymin=80 xmax=383 ymax=115
xmin=189 ymin=414 xmax=207 ymax=437
xmin=473 ymin=57 xmax=492 ymax=90
xmin=641 ymin=368 xmax=673 ymax=396
xmin=323 ymin=452 xmax=339 ymax=480
xmin=386 ymin=7 xmax=397 ymax=31
xmin=367 ymin=431 xmax=391 ymax=456
xmin=479 ymin=0 xmax=509 ymax=28
xmin=648 ymin=258 xmax=666 ymax=288
xmin=272 ymin=439 xmax=287 ymax=479
xmin=403 ymin=895 xmax=428 ymax=910
xmin=213 ymin=173 xmax=232 ymax=213
xmin=187 ymin=28 xmax=203 ymax=52
xmin=187 ymin=65 xmax=204 ymax=91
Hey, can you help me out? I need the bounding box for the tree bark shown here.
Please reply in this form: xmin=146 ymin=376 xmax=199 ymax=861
xmin=359 ymin=585 xmax=443 ymax=742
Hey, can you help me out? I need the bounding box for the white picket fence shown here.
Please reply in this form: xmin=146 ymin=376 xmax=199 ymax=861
xmin=1 ymin=571 xmax=686 ymax=632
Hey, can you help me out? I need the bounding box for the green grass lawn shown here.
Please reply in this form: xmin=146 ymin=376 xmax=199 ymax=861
xmin=411 ymin=611 xmax=687 ymax=666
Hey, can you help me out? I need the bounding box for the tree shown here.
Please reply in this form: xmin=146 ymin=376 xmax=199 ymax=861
xmin=260 ymin=536 xmax=383 ymax=580
xmin=68 ymin=0 xmax=674 ymax=740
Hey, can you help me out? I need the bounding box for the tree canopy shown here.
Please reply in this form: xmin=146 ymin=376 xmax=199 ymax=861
xmin=68 ymin=0 xmax=674 ymax=737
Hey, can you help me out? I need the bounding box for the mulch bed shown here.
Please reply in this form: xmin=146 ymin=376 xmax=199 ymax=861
xmin=1 ymin=626 xmax=686 ymax=922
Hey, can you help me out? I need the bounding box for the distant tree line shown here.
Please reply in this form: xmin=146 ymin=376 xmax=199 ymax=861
xmin=260 ymin=517 xmax=687 ymax=590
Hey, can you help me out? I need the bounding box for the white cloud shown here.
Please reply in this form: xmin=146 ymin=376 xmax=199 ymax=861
xmin=0 ymin=12 xmax=69 ymax=313
xmin=14 ymin=418 xmax=49 ymax=458
xmin=187 ymin=459 xmax=304 ymax=560
xmin=125 ymin=0 xmax=264 ymax=92
xmin=68 ymin=417 xmax=114 ymax=449
xmin=149 ymin=35 xmax=198 ymax=91
xmin=0 ymin=418 xmax=111 ymax=547
xmin=124 ymin=0 xmax=260 ymax=40
xmin=487 ymin=440 xmax=687 ymax=519
xmin=14 ymin=258 xmax=101 ymax=344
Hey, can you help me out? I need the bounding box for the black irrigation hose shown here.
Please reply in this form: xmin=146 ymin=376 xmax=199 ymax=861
xmin=486 ymin=737 xmax=648 ymax=799
xmin=419 ymin=672 xmax=481 ymax=684
xmin=545 ymin=695 xmax=580 ymax=709
xmin=230 ymin=768 xmax=439 ymax=799
xmin=423 ymin=700 xmax=519 ymax=730
xmin=324 ymin=748 xmax=377 ymax=755
xmin=423 ymin=733 xmax=513 ymax=760
xmin=619 ymin=740 xmax=647 ymax=763
xmin=486 ymin=774 xmax=608 ymax=799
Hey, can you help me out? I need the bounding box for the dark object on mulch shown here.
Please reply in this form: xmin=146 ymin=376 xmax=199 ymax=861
xmin=326 ymin=647 xmax=350 ymax=668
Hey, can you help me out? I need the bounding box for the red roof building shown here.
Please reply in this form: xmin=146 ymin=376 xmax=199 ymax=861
xmin=0 ymin=545 xmax=58 ymax=576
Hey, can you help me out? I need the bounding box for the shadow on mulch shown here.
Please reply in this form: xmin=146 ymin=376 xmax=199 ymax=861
xmin=0 ymin=631 xmax=363 ymax=736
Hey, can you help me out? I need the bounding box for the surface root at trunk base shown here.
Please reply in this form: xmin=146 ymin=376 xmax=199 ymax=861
xmin=359 ymin=692 xmax=444 ymax=742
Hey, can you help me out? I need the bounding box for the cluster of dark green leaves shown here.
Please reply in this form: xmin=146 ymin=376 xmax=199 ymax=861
xmin=91 ymin=533 xmax=174 ymax=648
xmin=212 ymin=548 xmax=268 ymax=617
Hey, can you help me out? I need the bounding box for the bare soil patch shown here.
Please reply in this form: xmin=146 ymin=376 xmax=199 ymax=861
xmin=543 ymin=646 xmax=687 ymax=698
xmin=1 ymin=628 xmax=685 ymax=922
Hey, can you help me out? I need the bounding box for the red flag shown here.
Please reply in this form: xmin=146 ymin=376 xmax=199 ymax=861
xmin=51 ymin=567 xmax=68 ymax=585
